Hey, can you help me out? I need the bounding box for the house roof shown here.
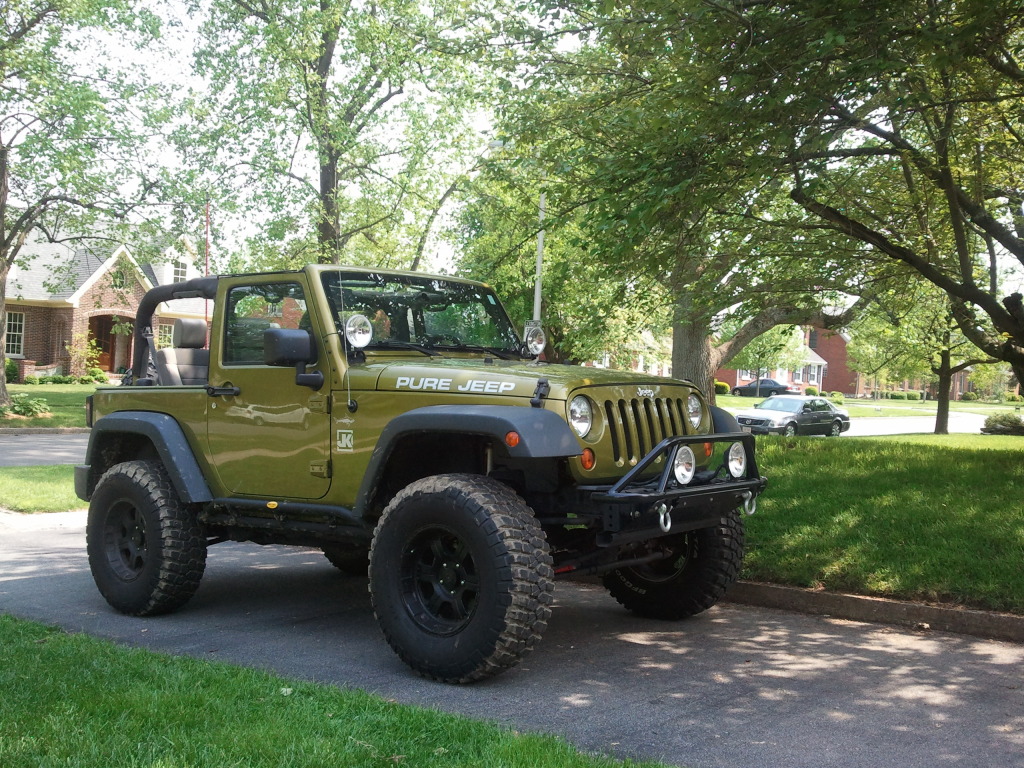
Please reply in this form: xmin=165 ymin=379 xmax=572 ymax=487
xmin=8 ymin=235 xmax=208 ymax=319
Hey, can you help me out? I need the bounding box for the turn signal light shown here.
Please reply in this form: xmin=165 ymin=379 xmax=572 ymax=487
xmin=704 ymin=442 xmax=713 ymax=458
xmin=581 ymin=448 xmax=596 ymax=470
xmin=505 ymin=431 xmax=521 ymax=448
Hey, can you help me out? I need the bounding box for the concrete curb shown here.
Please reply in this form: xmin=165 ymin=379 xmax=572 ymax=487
xmin=723 ymin=581 xmax=1024 ymax=644
xmin=0 ymin=427 xmax=90 ymax=435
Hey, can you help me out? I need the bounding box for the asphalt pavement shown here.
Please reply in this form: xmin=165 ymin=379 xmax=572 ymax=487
xmin=1 ymin=510 xmax=1022 ymax=768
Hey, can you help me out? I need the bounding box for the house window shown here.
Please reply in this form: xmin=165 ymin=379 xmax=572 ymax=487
xmin=5 ymin=311 xmax=25 ymax=357
xmin=739 ymin=369 xmax=753 ymax=380
xmin=809 ymin=329 xmax=819 ymax=349
xmin=112 ymin=268 xmax=129 ymax=290
xmin=266 ymin=302 xmax=283 ymax=318
xmin=809 ymin=366 xmax=820 ymax=384
xmin=172 ymin=260 xmax=188 ymax=283
xmin=793 ymin=367 xmax=803 ymax=383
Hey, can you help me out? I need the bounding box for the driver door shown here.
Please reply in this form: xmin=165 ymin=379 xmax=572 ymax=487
xmin=205 ymin=276 xmax=331 ymax=499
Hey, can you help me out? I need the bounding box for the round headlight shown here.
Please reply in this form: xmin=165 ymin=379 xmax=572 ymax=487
xmin=687 ymin=393 xmax=703 ymax=429
xmin=673 ymin=445 xmax=696 ymax=485
xmin=569 ymin=395 xmax=593 ymax=437
xmin=726 ymin=441 xmax=746 ymax=478
xmin=344 ymin=314 xmax=373 ymax=349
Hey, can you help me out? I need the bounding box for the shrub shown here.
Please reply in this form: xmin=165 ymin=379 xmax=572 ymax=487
xmin=93 ymin=373 xmax=109 ymax=383
xmin=906 ymin=391 xmax=921 ymax=401
xmin=87 ymin=367 xmax=105 ymax=378
xmin=1006 ymin=393 xmax=1023 ymax=403
xmin=714 ymin=381 xmax=730 ymax=395
xmin=0 ymin=393 xmax=49 ymax=418
xmin=78 ymin=376 xmax=95 ymax=384
xmin=4 ymin=358 xmax=17 ymax=383
xmin=829 ymin=391 xmax=844 ymax=404
xmin=890 ymin=392 xmax=907 ymax=400
xmin=983 ymin=412 xmax=1024 ymax=435
xmin=961 ymin=391 xmax=979 ymax=401
xmin=22 ymin=376 xmax=39 ymax=385
xmin=804 ymin=386 xmax=819 ymax=396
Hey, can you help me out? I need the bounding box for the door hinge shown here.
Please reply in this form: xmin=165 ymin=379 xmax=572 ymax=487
xmin=310 ymin=460 xmax=332 ymax=478
xmin=309 ymin=393 xmax=331 ymax=414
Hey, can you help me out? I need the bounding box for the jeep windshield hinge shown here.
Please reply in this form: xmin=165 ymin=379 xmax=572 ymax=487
xmin=530 ymin=378 xmax=550 ymax=408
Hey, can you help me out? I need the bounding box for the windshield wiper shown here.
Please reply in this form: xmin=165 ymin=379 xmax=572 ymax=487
xmin=438 ymin=343 xmax=519 ymax=360
xmin=369 ymin=340 xmax=441 ymax=357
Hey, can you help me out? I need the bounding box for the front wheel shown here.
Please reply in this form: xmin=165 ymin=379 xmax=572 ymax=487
xmin=828 ymin=420 xmax=843 ymax=437
xmin=86 ymin=460 xmax=207 ymax=616
xmin=732 ymin=388 xmax=742 ymax=396
xmin=783 ymin=422 xmax=798 ymax=436
xmin=369 ymin=474 xmax=554 ymax=683
xmin=602 ymin=510 xmax=744 ymax=620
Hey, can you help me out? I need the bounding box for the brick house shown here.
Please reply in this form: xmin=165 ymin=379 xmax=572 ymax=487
xmin=3 ymin=237 xmax=207 ymax=380
xmin=716 ymin=327 xmax=859 ymax=395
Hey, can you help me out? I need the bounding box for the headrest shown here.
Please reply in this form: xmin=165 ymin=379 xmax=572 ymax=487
xmin=172 ymin=318 xmax=208 ymax=349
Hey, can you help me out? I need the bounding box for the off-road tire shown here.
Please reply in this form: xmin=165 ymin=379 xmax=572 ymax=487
xmin=603 ymin=510 xmax=744 ymax=620
xmin=322 ymin=544 xmax=369 ymax=576
xmin=368 ymin=474 xmax=553 ymax=683
xmin=86 ymin=460 xmax=207 ymax=616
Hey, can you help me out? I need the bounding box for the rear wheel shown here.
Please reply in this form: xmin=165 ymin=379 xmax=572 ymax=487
xmin=369 ymin=474 xmax=553 ymax=683
xmin=86 ymin=460 xmax=206 ymax=616
xmin=602 ymin=510 xmax=744 ymax=620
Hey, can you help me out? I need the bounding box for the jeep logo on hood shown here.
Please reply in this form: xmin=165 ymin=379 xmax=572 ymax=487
xmin=637 ymin=387 xmax=656 ymax=398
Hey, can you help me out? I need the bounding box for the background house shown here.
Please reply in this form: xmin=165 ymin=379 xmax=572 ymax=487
xmin=4 ymin=237 xmax=208 ymax=380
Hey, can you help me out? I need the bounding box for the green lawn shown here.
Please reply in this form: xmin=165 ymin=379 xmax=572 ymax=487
xmin=0 ymin=384 xmax=98 ymax=429
xmin=718 ymin=391 xmax=1023 ymax=418
xmin=0 ymin=615 xmax=660 ymax=768
xmin=745 ymin=433 xmax=1024 ymax=613
xmin=0 ymin=465 xmax=81 ymax=513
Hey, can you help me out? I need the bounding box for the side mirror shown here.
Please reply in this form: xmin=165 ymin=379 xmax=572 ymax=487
xmin=264 ymin=328 xmax=323 ymax=390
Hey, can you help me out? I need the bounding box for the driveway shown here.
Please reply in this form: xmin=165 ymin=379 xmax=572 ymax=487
xmin=1 ymin=510 xmax=1021 ymax=768
xmin=0 ymin=432 xmax=90 ymax=466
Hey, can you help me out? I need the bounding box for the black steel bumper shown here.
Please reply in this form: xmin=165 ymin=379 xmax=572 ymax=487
xmin=578 ymin=432 xmax=767 ymax=547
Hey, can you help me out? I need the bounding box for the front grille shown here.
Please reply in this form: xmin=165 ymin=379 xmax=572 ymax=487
xmin=737 ymin=416 xmax=768 ymax=427
xmin=603 ymin=397 xmax=689 ymax=464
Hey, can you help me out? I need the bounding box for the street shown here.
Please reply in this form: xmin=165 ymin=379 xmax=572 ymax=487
xmin=1 ymin=510 xmax=1021 ymax=768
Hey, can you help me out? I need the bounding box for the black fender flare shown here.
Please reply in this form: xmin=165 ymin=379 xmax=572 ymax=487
xmin=76 ymin=412 xmax=213 ymax=504
xmin=354 ymin=405 xmax=581 ymax=515
xmin=710 ymin=405 xmax=741 ymax=433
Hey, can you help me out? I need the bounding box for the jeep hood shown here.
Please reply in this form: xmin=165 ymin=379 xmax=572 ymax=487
xmin=346 ymin=358 xmax=694 ymax=401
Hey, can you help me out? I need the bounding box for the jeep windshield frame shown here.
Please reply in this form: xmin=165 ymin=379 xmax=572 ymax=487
xmin=320 ymin=271 xmax=523 ymax=355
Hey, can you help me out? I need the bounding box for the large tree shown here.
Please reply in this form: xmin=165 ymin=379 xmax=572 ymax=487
xmin=185 ymin=0 xmax=484 ymax=268
xmin=0 ymin=0 xmax=161 ymax=405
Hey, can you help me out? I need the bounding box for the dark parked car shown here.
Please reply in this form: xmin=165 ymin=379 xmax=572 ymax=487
xmin=735 ymin=395 xmax=851 ymax=437
xmin=730 ymin=378 xmax=802 ymax=397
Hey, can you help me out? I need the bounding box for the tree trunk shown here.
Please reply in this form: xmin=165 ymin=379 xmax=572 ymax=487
xmin=933 ymin=349 xmax=952 ymax=435
xmin=318 ymin=152 xmax=341 ymax=264
xmin=672 ymin=316 xmax=721 ymax=405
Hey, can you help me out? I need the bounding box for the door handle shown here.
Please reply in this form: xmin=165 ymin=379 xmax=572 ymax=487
xmin=206 ymin=384 xmax=241 ymax=397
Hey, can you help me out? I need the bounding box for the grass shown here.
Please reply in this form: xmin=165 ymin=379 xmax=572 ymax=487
xmin=0 ymin=615 xmax=661 ymax=768
xmin=0 ymin=465 xmax=81 ymax=513
xmin=745 ymin=433 xmax=1024 ymax=613
xmin=717 ymin=391 xmax=1023 ymax=419
xmin=0 ymin=384 xmax=97 ymax=429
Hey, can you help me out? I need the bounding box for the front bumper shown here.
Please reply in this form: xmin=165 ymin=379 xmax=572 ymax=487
xmin=578 ymin=432 xmax=767 ymax=547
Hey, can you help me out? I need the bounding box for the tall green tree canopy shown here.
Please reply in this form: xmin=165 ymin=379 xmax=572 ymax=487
xmin=0 ymin=0 xmax=162 ymax=404
xmin=185 ymin=0 xmax=485 ymax=268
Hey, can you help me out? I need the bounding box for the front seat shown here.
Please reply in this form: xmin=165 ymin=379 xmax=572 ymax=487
xmin=155 ymin=318 xmax=209 ymax=386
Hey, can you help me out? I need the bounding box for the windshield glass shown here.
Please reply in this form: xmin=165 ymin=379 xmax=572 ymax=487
xmin=320 ymin=271 xmax=521 ymax=352
xmin=759 ymin=396 xmax=803 ymax=413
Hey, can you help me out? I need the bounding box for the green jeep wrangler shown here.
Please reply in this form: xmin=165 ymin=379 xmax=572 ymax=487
xmin=76 ymin=265 xmax=766 ymax=683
